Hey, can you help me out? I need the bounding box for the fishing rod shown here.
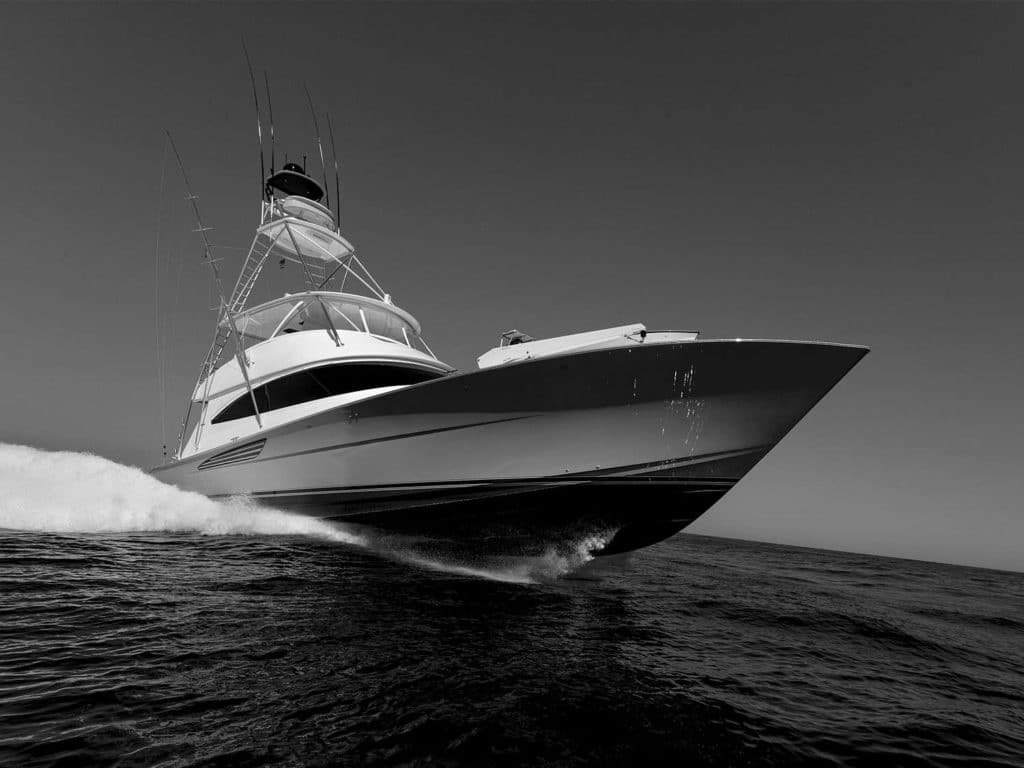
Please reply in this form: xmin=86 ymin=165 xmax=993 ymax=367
xmin=304 ymin=83 xmax=330 ymax=208
xmin=326 ymin=112 xmax=341 ymax=229
xmin=264 ymin=70 xmax=275 ymax=175
xmin=241 ymin=38 xmax=266 ymax=199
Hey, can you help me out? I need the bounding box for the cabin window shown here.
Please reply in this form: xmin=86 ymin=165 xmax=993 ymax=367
xmin=211 ymin=363 xmax=443 ymax=424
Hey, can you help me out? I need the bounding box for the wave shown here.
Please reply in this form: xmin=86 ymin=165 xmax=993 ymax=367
xmin=0 ymin=443 xmax=605 ymax=583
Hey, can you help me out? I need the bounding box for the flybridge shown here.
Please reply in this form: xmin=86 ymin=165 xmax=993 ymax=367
xmin=164 ymin=56 xmax=438 ymax=458
xmin=172 ymin=157 xmax=438 ymax=458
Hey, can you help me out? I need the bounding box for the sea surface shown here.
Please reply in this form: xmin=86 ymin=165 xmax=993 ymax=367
xmin=1 ymin=444 xmax=1023 ymax=767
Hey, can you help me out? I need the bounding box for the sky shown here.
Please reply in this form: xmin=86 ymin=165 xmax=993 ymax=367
xmin=0 ymin=2 xmax=1021 ymax=572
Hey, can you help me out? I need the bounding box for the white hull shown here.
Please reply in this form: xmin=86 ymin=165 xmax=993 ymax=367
xmin=153 ymin=339 xmax=866 ymax=554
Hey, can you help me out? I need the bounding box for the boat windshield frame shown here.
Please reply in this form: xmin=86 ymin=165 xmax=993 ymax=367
xmin=221 ymin=291 xmax=429 ymax=353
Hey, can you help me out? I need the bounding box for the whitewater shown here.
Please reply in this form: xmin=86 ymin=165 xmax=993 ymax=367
xmin=0 ymin=442 xmax=604 ymax=583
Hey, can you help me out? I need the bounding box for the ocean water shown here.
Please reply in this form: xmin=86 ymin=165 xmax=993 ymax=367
xmin=1 ymin=445 xmax=1022 ymax=767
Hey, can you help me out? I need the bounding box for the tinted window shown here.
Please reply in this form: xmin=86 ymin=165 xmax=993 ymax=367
xmin=212 ymin=363 xmax=442 ymax=424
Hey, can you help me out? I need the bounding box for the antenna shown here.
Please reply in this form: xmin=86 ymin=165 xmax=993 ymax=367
xmin=304 ymin=83 xmax=330 ymax=207
xmin=326 ymin=112 xmax=341 ymax=229
xmin=165 ymin=130 xmax=264 ymax=429
xmin=241 ymin=38 xmax=266 ymax=198
xmin=264 ymin=70 xmax=275 ymax=174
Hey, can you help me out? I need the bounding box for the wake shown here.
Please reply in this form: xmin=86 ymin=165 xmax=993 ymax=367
xmin=0 ymin=443 xmax=363 ymax=543
xmin=395 ymin=532 xmax=611 ymax=584
xmin=0 ymin=443 xmax=608 ymax=583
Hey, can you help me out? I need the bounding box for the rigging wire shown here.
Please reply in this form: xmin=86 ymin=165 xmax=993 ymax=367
xmin=154 ymin=136 xmax=169 ymax=464
xmin=165 ymin=202 xmax=187 ymax=445
xmin=156 ymin=187 xmax=189 ymax=461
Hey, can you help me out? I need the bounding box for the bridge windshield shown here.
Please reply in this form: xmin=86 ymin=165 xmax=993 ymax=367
xmin=228 ymin=292 xmax=424 ymax=351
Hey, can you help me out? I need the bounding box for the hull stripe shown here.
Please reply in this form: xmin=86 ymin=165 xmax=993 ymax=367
xmin=247 ymin=415 xmax=535 ymax=466
xmin=212 ymin=447 xmax=765 ymax=501
xmin=240 ymin=479 xmax=733 ymax=502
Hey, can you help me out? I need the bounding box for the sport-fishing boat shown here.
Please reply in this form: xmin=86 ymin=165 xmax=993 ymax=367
xmin=153 ymin=106 xmax=867 ymax=556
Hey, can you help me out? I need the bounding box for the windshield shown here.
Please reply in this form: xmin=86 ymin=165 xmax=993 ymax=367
xmin=225 ymin=293 xmax=422 ymax=350
xmin=235 ymin=300 xmax=303 ymax=344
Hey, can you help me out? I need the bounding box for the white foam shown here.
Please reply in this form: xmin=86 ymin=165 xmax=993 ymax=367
xmin=0 ymin=443 xmax=363 ymax=544
xmin=0 ymin=442 xmax=607 ymax=583
xmin=395 ymin=532 xmax=611 ymax=584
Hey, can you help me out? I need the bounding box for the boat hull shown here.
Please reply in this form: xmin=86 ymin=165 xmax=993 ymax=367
xmin=153 ymin=340 xmax=867 ymax=555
